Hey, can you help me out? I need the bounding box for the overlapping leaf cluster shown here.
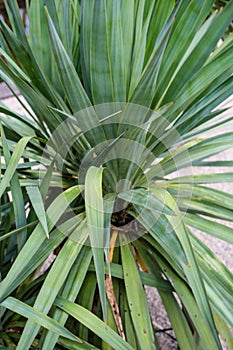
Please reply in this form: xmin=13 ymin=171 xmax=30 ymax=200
xmin=0 ymin=1 xmax=233 ymax=349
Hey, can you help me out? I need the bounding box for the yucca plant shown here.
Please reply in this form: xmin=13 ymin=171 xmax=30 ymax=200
xmin=0 ymin=0 xmax=233 ymax=349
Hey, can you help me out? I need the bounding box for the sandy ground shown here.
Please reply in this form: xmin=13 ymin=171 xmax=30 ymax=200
xmin=1 ymin=83 xmax=233 ymax=349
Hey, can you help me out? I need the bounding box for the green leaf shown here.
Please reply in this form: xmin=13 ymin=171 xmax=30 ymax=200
xmin=129 ymin=2 xmax=175 ymax=107
xmin=42 ymin=247 xmax=92 ymax=350
xmin=163 ymin=38 xmax=233 ymax=124
xmin=155 ymin=188 xmax=221 ymax=349
xmin=178 ymin=198 xmax=233 ymax=222
xmin=168 ymin=184 xmax=233 ymax=211
xmin=46 ymin=8 xmax=91 ymax=112
xmin=151 ymin=248 xmax=222 ymax=350
xmin=84 ymin=0 xmax=113 ymax=103
xmin=147 ymin=132 xmax=233 ymax=179
xmin=106 ymin=1 xmax=126 ymax=102
xmin=0 ymin=16 xmax=64 ymax=109
xmin=26 ymin=186 xmax=49 ymax=238
xmin=0 ymin=47 xmax=31 ymax=82
xmin=120 ymin=242 xmax=157 ymax=350
xmin=16 ymin=220 xmax=88 ymax=350
xmin=128 ymin=0 xmax=154 ymax=98
xmin=213 ymin=310 xmax=233 ymax=350
xmin=78 ymin=272 xmax=97 ymax=341
xmin=146 ymin=0 xmax=175 ymax=61
xmin=121 ymin=0 xmax=134 ymax=97
xmin=0 ymin=101 xmax=37 ymax=136
xmin=118 ymin=188 xmax=174 ymax=215
xmin=162 ymin=0 xmax=233 ymax=105
xmin=190 ymin=233 xmax=233 ymax=327
xmin=134 ymin=240 xmax=196 ymax=350
xmin=1 ymin=126 xmax=27 ymax=250
xmin=156 ymin=0 xmax=215 ymax=105
xmin=184 ymin=214 xmax=233 ymax=244
xmin=161 ymin=293 xmax=196 ymax=350
xmin=87 ymin=262 xmax=172 ymax=291
xmin=1 ymin=297 xmax=81 ymax=343
xmin=58 ymin=337 xmax=99 ymax=350
xmin=0 ymin=221 xmax=37 ymax=243
xmin=10 ymin=219 xmax=76 ymax=292
xmin=167 ymin=172 xmax=233 ymax=185
xmin=119 ymin=283 xmax=138 ymax=349
xmin=85 ymin=166 xmax=106 ymax=319
xmin=27 ymin=0 xmax=61 ymax=92
xmin=0 ymin=134 xmax=33 ymax=198
xmin=174 ymin=75 xmax=233 ymax=134
xmin=133 ymin=208 xmax=187 ymax=267
xmin=55 ymin=297 xmax=134 ymax=350
xmin=4 ymin=0 xmax=30 ymax=48
xmin=0 ymin=186 xmax=82 ymax=301
xmin=165 ymin=183 xmax=233 ymax=223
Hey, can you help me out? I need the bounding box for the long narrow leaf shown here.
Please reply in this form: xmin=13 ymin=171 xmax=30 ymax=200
xmin=0 ymin=186 xmax=82 ymax=301
xmin=134 ymin=240 xmax=196 ymax=350
xmin=121 ymin=242 xmax=157 ymax=350
xmin=26 ymin=186 xmax=49 ymax=238
xmin=1 ymin=297 xmax=81 ymax=343
xmin=118 ymin=188 xmax=174 ymax=215
xmin=87 ymin=262 xmax=172 ymax=291
xmin=46 ymin=8 xmax=91 ymax=112
xmin=184 ymin=214 xmax=233 ymax=244
xmin=17 ymin=221 xmax=88 ymax=350
xmin=155 ymin=188 xmax=221 ymax=349
xmin=85 ymin=166 xmax=106 ymax=319
xmin=148 ymin=244 xmax=222 ymax=350
xmin=42 ymin=247 xmax=92 ymax=350
xmin=1 ymin=126 xmax=27 ymax=250
xmin=0 ymin=135 xmax=33 ymax=198
xmin=55 ymin=297 xmax=134 ymax=350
